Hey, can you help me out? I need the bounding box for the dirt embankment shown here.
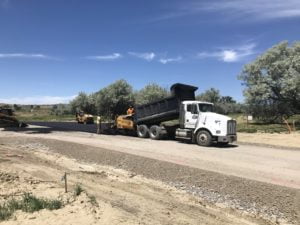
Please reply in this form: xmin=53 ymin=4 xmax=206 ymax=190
xmin=0 ymin=135 xmax=299 ymax=224
xmin=0 ymin=141 xmax=273 ymax=225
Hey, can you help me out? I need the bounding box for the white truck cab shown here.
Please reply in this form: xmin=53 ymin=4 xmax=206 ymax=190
xmin=175 ymin=101 xmax=237 ymax=146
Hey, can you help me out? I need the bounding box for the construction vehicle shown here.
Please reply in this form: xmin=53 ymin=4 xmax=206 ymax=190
xmin=111 ymin=83 xmax=237 ymax=146
xmin=0 ymin=107 xmax=27 ymax=128
xmin=76 ymin=111 xmax=94 ymax=124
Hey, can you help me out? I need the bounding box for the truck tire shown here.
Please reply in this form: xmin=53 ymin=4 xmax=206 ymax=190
xmin=196 ymin=130 xmax=212 ymax=146
xmin=137 ymin=125 xmax=149 ymax=138
xmin=149 ymin=125 xmax=162 ymax=140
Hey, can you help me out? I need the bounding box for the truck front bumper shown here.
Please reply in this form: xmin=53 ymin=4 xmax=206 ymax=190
xmin=217 ymin=135 xmax=237 ymax=143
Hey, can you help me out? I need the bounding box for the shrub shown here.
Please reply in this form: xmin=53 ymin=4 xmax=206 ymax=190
xmin=0 ymin=193 xmax=63 ymax=221
xmin=74 ymin=184 xmax=84 ymax=196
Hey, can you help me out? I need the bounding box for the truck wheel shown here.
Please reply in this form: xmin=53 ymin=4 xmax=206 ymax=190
xmin=196 ymin=130 xmax=212 ymax=146
xmin=137 ymin=125 xmax=149 ymax=138
xmin=149 ymin=125 xmax=162 ymax=140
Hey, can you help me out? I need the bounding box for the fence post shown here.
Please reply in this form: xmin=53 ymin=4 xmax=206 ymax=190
xmin=283 ymin=117 xmax=292 ymax=134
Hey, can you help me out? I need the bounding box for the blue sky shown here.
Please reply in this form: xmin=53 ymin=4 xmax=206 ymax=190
xmin=0 ymin=0 xmax=299 ymax=104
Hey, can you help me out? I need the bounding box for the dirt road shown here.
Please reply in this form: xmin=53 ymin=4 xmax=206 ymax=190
xmin=1 ymin=126 xmax=300 ymax=224
xmin=3 ymin=125 xmax=300 ymax=189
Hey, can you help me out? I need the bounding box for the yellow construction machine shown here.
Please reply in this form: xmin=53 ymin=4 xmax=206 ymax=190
xmin=106 ymin=114 xmax=135 ymax=135
xmin=76 ymin=111 xmax=94 ymax=124
xmin=115 ymin=114 xmax=135 ymax=130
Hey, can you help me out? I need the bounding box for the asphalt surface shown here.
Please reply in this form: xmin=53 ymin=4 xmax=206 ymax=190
xmin=28 ymin=121 xmax=99 ymax=133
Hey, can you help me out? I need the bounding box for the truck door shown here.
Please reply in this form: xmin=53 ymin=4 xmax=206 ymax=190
xmin=185 ymin=104 xmax=199 ymax=129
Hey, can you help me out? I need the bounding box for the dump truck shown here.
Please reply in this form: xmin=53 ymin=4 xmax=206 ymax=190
xmin=112 ymin=83 xmax=237 ymax=146
xmin=76 ymin=111 xmax=94 ymax=124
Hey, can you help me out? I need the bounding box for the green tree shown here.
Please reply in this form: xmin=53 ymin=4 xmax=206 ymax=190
xmin=197 ymin=89 xmax=242 ymax=114
xmin=34 ymin=105 xmax=41 ymax=110
xmin=239 ymin=41 xmax=300 ymax=122
xmin=70 ymin=92 xmax=96 ymax=114
xmin=13 ymin=104 xmax=21 ymax=111
xmin=135 ymin=83 xmax=169 ymax=105
xmin=220 ymin=96 xmax=236 ymax=104
xmin=196 ymin=88 xmax=221 ymax=103
xmin=95 ymin=80 xmax=134 ymax=118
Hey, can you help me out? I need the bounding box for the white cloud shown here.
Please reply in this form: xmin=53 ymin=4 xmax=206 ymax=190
xmin=197 ymin=43 xmax=256 ymax=62
xmin=155 ymin=0 xmax=300 ymax=22
xmin=0 ymin=53 xmax=54 ymax=59
xmin=128 ymin=52 xmax=156 ymax=61
xmin=86 ymin=53 xmax=122 ymax=61
xmin=159 ymin=56 xmax=182 ymax=64
xmin=197 ymin=0 xmax=300 ymax=20
xmin=0 ymin=95 xmax=77 ymax=105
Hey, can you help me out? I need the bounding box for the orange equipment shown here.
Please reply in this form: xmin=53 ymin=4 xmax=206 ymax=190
xmin=116 ymin=114 xmax=134 ymax=130
xmin=126 ymin=106 xmax=135 ymax=115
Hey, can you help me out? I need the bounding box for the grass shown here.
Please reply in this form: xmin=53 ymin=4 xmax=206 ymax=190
xmin=230 ymin=114 xmax=300 ymax=133
xmin=87 ymin=195 xmax=98 ymax=206
xmin=9 ymin=106 xmax=74 ymax=122
xmin=0 ymin=193 xmax=63 ymax=221
xmin=74 ymin=184 xmax=84 ymax=196
xmin=15 ymin=112 xmax=74 ymax=122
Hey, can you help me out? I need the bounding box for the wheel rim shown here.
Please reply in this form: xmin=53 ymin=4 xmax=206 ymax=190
xmin=198 ymin=133 xmax=208 ymax=144
xmin=139 ymin=126 xmax=146 ymax=136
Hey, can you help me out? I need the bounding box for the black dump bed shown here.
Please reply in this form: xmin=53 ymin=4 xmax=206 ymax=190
xmin=134 ymin=83 xmax=198 ymax=125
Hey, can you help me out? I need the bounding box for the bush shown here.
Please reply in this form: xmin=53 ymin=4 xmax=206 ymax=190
xmin=0 ymin=205 xmax=12 ymax=221
xmin=74 ymin=184 xmax=84 ymax=196
xmin=88 ymin=195 xmax=98 ymax=206
xmin=0 ymin=193 xmax=62 ymax=221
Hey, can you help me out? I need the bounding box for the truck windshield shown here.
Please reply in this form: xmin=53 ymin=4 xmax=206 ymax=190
xmin=198 ymin=104 xmax=213 ymax=112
